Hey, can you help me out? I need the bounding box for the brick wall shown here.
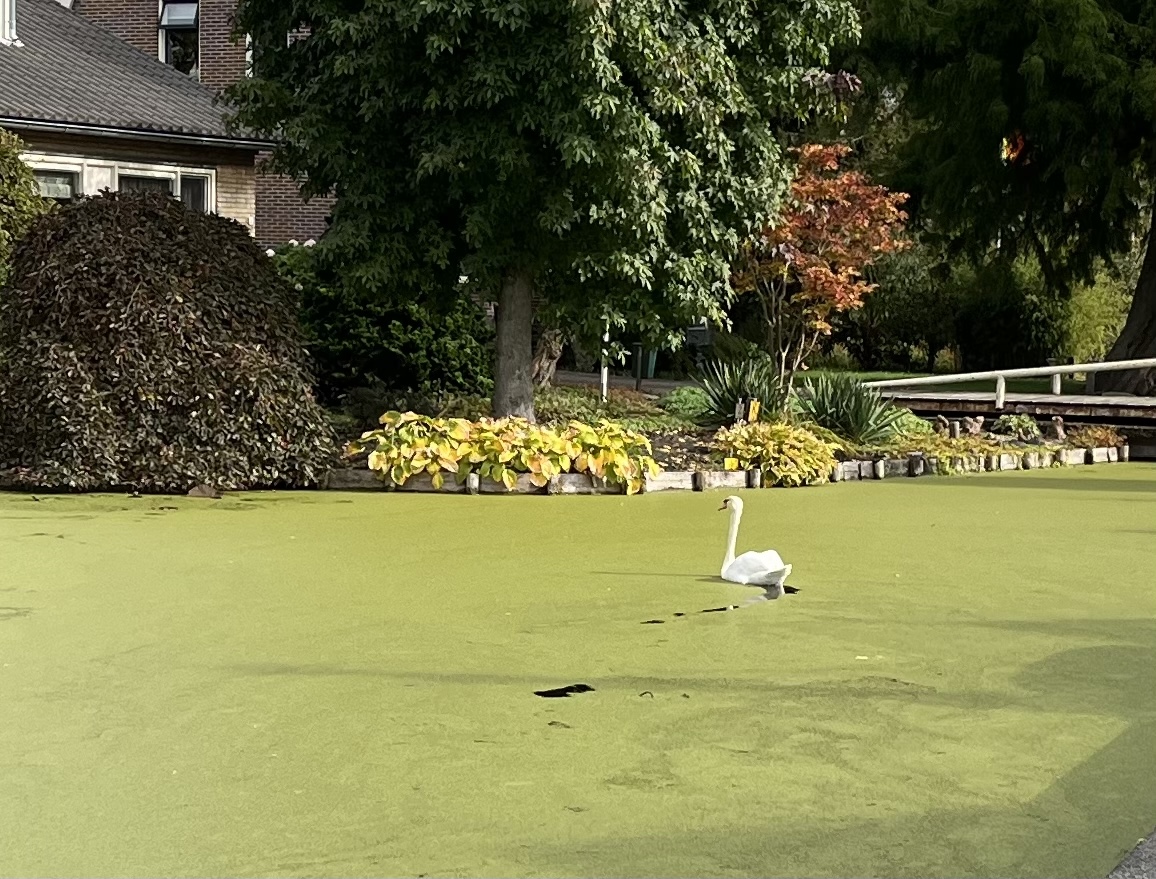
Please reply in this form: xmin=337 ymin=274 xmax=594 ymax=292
xmin=216 ymin=163 xmax=256 ymax=230
xmin=71 ymin=0 xmax=158 ymax=56
xmin=255 ymin=159 xmax=334 ymax=246
xmin=197 ymin=0 xmax=247 ymax=92
xmin=70 ymin=0 xmax=326 ymax=246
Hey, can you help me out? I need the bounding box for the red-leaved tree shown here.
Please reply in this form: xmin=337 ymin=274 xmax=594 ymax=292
xmin=733 ymin=144 xmax=908 ymax=406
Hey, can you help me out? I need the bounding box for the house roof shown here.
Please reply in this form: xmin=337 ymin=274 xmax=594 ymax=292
xmin=0 ymin=0 xmax=267 ymax=149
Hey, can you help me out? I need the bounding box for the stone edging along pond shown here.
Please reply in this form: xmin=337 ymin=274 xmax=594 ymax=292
xmin=322 ymin=445 xmax=1131 ymax=495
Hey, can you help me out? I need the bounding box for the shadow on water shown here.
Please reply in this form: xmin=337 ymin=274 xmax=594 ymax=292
xmin=495 ymin=636 xmax=1156 ymax=877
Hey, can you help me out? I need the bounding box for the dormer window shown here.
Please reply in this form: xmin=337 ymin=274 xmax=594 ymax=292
xmin=159 ymin=1 xmax=198 ymax=78
xmin=1 ymin=0 xmax=19 ymax=46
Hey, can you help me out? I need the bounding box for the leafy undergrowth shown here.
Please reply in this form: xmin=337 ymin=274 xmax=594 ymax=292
xmin=535 ymin=385 xmax=696 ymax=433
xmin=714 ymin=421 xmax=840 ymax=486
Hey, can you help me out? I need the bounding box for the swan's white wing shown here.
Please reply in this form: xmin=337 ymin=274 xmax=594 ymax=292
xmin=722 ymin=551 xmax=789 ymax=585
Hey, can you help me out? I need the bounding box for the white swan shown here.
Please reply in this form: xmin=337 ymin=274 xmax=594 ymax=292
xmin=719 ymin=496 xmax=794 ymax=599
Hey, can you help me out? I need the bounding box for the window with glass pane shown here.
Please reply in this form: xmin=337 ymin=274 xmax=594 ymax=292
xmin=159 ymin=2 xmax=198 ymax=27
xmin=119 ymin=175 xmax=174 ymax=195
xmin=34 ymin=170 xmax=78 ymax=202
xmin=180 ymin=175 xmax=209 ymax=212
xmin=160 ymin=2 xmax=198 ymax=77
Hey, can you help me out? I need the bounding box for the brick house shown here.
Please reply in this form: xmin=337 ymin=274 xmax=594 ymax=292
xmin=66 ymin=0 xmax=335 ymax=245
xmin=1 ymin=0 xmax=265 ymax=228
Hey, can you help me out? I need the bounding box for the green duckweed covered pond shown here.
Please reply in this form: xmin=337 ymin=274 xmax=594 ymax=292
xmin=2 ymin=466 xmax=1155 ymax=877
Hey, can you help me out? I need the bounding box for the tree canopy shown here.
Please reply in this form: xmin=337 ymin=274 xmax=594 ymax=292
xmin=230 ymin=0 xmax=861 ymax=417
xmin=855 ymin=0 xmax=1156 ymax=391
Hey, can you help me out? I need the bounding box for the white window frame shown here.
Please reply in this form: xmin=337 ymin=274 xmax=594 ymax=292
xmin=21 ymin=153 xmax=217 ymax=215
xmin=157 ymin=0 xmax=200 ymax=79
xmin=31 ymin=167 xmax=82 ymax=201
xmin=1 ymin=0 xmax=21 ymax=46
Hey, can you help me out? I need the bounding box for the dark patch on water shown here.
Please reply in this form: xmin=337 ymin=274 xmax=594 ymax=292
xmin=0 ymin=607 xmax=32 ymax=621
xmin=534 ymin=683 xmax=594 ymax=698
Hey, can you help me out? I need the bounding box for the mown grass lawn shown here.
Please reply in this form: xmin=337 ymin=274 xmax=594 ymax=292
xmin=2 ymin=466 xmax=1155 ymax=877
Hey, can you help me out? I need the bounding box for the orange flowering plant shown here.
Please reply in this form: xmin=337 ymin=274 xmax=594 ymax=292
xmin=732 ymin=144 xmax=909 ymax=412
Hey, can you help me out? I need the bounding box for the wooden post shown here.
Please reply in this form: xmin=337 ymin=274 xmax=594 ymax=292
xmin=599 ymin=323 xmax=610 ymax=402
xmin=1050 ymin=373 xmax=1062 ymax=395
xmin=995 ymin=375 xmax=1006 ymax=410
xmin=633 ymin=342 xmax=644 ymax=392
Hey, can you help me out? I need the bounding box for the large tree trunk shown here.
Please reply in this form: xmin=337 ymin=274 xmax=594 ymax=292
xmin=530 ymin=328 xmax=565 ymax=388
xmin=1098 ymin=210 xmax=1156 ymax=395
xmin=492 ymin=269 xmax=536 ymax=420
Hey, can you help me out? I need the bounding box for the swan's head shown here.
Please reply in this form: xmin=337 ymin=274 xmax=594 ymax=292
xmin=719 ymin=495 xmax=744 ymax=513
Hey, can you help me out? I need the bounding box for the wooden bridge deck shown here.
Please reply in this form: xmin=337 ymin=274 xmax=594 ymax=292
xmin=885 ymin=391 xmax=1156 ymax=422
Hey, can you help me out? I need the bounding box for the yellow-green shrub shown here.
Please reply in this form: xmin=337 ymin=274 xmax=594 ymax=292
xmin=349 ymin=412 xmax=659 ymax=494
xmin=714 ymin=422 xmax=839 ymax=487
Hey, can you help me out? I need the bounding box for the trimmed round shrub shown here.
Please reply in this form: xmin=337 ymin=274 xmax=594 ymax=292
xmin=0 ymin=191 xmax=336 ymax=491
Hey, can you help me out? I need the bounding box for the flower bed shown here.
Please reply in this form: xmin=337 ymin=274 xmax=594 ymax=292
xmin=345 ymin=412 xmax=659 ymax=494
xmin=322 ymin=410 xmax=1133 ymax=495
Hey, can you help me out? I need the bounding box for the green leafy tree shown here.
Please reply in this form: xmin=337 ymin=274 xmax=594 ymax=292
xmin=856 ymin=0 xmax=1156 ymax=392
xmin=0 ymin=129 xmax=51 ymax=288
xmin=229 ymin=0 xmax=861 ymax=419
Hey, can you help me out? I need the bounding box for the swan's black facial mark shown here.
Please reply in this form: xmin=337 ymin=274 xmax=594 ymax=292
xmin=534 ymin=683 xmax=595 ymax=698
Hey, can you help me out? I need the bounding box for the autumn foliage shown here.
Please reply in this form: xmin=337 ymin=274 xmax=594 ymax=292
xmin=733 ymin=144 xmax=908 ymax=402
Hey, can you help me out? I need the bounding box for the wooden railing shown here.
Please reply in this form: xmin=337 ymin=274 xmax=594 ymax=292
xmin=864 ymin=358 xmax=1156 ymax=410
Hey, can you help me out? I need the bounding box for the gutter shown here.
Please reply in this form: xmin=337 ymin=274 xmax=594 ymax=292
xmin=0 ymin=117 xmax=274 ymax=151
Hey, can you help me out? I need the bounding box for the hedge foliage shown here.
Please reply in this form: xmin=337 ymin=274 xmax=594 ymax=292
xmin=0 ymin=192 xmax=336 ymax=491
xmin=0 ymin=128 xmax=52 ymax=288
xmin=272 ymin=244 xmax=493 ymax=408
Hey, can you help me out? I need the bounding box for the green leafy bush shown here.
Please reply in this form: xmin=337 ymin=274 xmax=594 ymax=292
xmin=951 ymin=257 xmax=1069 ymax=371
xmin=0 ymin=129 xmax=53 ymax=288
xmin=0 ymin=192 xmax=335 ymax=491
xmin=993 ymin=414 xmax=1041 ymax=441
xmin=273 ymin=244 xmax=493 ymax=408
xmin=534 ymin=385 xmax=694 ymax=432
xmin=337 ymin=383 xmax=491 ymax=432
xmin=845 ymin=240 xmax=959 ymax=372
xmin=714 ymin=422 xmax=838 ymax=487
xmin=794 ymin=373 xmax=905 ymax=445
xmin=657 ymin=386 xmax=711 ymax=420
xmin=1065 ymin=425 xmax=1126 ymax=448
xmin=1066 ymin=267 xmax=1132 ymax=364
xmin=695 ymin=357 xmax=790 ymax=424
xmin=351 ymin=413 xmax=660 ymax=494
xmin=808 ymin=343 xmax=860 ymax=372
xmin=893 ymin=410 xmax=934 ymax=437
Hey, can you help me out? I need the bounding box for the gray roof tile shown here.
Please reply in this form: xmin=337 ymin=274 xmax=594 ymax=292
xmin=0 ymin=0 xmax=262 ymax=145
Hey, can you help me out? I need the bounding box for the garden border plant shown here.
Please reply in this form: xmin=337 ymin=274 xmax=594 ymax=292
xmin=324 ymin=411 xmax=1132 ymax=495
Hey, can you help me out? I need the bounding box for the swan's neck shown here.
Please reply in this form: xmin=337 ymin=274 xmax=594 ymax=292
xmin=722 ymin=507 xmax=741 ymax=575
